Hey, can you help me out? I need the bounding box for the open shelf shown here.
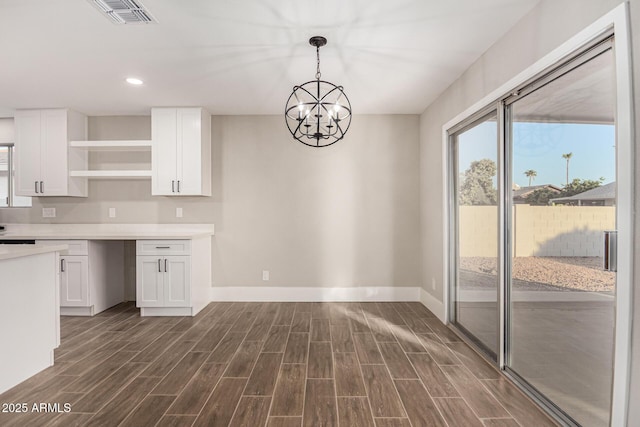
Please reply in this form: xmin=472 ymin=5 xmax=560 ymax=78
xmin=69 ymin=170 xmax=152 ymax=180
xmin=69 ymin=140 xmax=152 ymax=151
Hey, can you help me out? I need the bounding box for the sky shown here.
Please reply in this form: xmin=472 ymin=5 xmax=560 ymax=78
xmin=457 ymin=121 xmax=616 ymax=188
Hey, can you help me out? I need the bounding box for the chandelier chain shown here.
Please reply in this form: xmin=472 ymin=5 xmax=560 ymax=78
xmin=315 ymin=46 xmax=321 ymax=80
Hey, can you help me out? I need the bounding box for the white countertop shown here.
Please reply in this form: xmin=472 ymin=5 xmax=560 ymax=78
xmin=0 ymin=244 xmax=68 ymax=261
xmin=0 ymin=224 xmax=215 ymax=240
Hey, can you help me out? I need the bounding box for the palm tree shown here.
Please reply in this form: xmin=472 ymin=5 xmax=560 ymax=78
xmin=524 ymin=169 xmax=537 ymax=187
xmin=562 ymin=152 xmax=573 ymax=186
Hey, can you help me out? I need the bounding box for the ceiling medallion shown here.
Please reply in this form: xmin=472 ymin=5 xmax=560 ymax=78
xmin=285 ymin=36 xmax=352 ymax=147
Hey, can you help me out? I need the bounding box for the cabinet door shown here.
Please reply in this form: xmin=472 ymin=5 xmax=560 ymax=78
xmin=176 ymin=108 xmax=202 ymax=195
xmin=152 ymin=108 xmax=178 ymax=195
xmin=14 ymin=110 xmax=41 ymax=196
xmin=136 ymin=256 xmax=164 ymax=307
xmin=60 ymin=256 xmax=89 ymax=307
xmin=164 ymin=256 xmax=191 ymax=307
xmin=40 ymin=109 xmax=68 ymax=196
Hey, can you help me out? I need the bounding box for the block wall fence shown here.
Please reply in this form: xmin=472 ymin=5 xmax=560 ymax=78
xmin=458 ymin=205 xmax=615 ymax=257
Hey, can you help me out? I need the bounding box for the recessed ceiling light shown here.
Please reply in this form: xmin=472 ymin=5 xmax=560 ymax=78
xmin=126 ymin=77 xmax=144 ymax=85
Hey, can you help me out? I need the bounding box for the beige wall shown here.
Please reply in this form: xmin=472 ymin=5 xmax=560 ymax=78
xmin=459 ymin=205 xmax=615 ymax=258
xmin=209 ymin=115 xmax=421 ymax=288
xmin=514 ymin=205 xmax=615 ymax=257
xmin=458 ymin=206 xmax=498 ymax=258
xmin=0 ymin=114 xmax=421 ymax=288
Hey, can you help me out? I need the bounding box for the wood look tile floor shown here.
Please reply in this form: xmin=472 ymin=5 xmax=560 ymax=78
xmin=0 ymin=302 xmax=557 ymax=427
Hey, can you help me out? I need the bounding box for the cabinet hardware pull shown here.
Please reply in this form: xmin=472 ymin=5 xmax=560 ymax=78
xmin=35 ymin=181 xmax=39 ymax=194
xmin=155 ymin=246 xmax=170 ymax=249
xmin=61 ymin=258 xmax=65 ymax=272
xmin=164 ymin=259 xmax=168 ymax=272
xmin=158 ymin=259 xmax=162 ymax=272
xmin=40 ymin=181 xmax=44 ymax=194
xmin=172 ymin=180 xmax=175 ymax=192
xmin=177 ymin=180 xmax=180 ymax=192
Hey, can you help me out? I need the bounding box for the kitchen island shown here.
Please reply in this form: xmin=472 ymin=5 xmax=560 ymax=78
xmin=0 ymin=244 xmax=66 ymax=394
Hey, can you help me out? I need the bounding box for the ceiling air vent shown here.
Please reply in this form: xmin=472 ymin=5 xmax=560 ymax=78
xmin=90 ymin=0 xmax=157 ymax=24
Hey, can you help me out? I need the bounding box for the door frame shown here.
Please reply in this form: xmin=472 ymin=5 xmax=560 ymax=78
xmin=441 ymin=4 xmax=633 ymax=425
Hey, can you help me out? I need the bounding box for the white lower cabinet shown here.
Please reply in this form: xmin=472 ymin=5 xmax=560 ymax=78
xmin=36 ymin=240 xmax=124 ymax=316
xmin=59 ymin=255 xmax=89 ymax=307
xmin=165 ymin=256 xmax=191 ymax=306
xmin=137 ymin=256 xmax=165 ymax=307
xmin=136 ymin=238 xmax=210 ymax=317
xmin=137 ymin=255 xmax=191 ymax=308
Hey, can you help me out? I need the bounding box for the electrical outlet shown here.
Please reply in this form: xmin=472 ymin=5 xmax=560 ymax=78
xmin=109 ymin=208 xmax=116 ymax=218
xmin=262 ymin=270 xmax=270 ymax=281
xmin=431 ymin=278 xmax=436 ymax=291
xmin=176 ymin=207 xmax=183 ymax=218
xmin=42 ymin=208 xmax=56 ymax=218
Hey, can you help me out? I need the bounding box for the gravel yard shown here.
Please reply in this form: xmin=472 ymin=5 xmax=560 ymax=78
xmin=460 ymin=256 xmax=615 ymax=293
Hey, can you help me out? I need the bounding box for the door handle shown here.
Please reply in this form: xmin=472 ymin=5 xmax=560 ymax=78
xmin=604 ymin=231 xmax=617 ymax=272
xmin=158 ymin=258 xmax=162 ymax=273
xmin=61 ymin=258 xmax=65 ymax=272
xmin=172 ymin=180 xmax=175 ymax=192
xmin=40 ymin=181 xmax=44 ymax=194
xmin=177 ymin=180 xmax=180 ymax=193
xmin=35 ymin=181 xmax=39 ymax=194
xmin=164 ymin=259 xmax=168 ymax=272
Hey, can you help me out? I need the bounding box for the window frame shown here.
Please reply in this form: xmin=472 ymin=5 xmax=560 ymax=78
xmin=0 ymin=143 xmax=31 ymax=208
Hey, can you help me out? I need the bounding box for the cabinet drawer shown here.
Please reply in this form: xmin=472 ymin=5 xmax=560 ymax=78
xmin=36 ymin=239 xmax=88 ymax=256
xmin=136 ymin=240 xmax=191 ymax=256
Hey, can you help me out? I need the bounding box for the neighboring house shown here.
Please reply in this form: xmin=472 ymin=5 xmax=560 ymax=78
xmin=551 ymin=181 xmax=616 ymax=206
xmin=512 ymin=184 xmax=562 ymax=204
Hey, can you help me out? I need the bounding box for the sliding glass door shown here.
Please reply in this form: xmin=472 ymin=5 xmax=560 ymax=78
xmin=450 ymin=111 xmax=499 ymax=360
xmin=506 ymin=45 xmax=616 ymax=427
xmin=449 ymin=37 xmax=619 ymax=426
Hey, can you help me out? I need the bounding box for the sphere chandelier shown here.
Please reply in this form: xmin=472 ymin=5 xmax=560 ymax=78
xmin=285 ymin=36 xmax=352 ymax=148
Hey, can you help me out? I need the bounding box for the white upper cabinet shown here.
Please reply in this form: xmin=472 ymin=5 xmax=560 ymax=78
xmin=14 ymin=109 xmax=88 ymax=197
xmin=152 ymin=107 xmax=211 ymax=196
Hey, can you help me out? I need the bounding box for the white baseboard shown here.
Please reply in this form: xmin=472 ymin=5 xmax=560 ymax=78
xmin=140 ymin=307 xmax=194 ymax=317
xmin=210 ymin=286 xmax=421 ymax=302
xmin=60 ymin=306 xmax=94 ymax=316
xmin=420 ymin=288 xmax=446 ymax=322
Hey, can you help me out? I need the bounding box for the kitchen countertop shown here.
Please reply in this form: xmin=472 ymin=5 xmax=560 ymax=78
xmin=0 ymin=223 xmax=215 ymax=240
xmin=0 ymin=244 xmax=68 ymax=261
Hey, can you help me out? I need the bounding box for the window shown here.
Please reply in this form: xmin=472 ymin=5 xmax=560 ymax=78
xmin=0 ymin=144 xmax=31 ymax=207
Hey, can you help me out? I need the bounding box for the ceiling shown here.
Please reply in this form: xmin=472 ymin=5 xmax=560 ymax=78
xmin=0 ymin=0 xmax=540 ymax=117
xmin=513 ymin=49 xmax=615 ymax=124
